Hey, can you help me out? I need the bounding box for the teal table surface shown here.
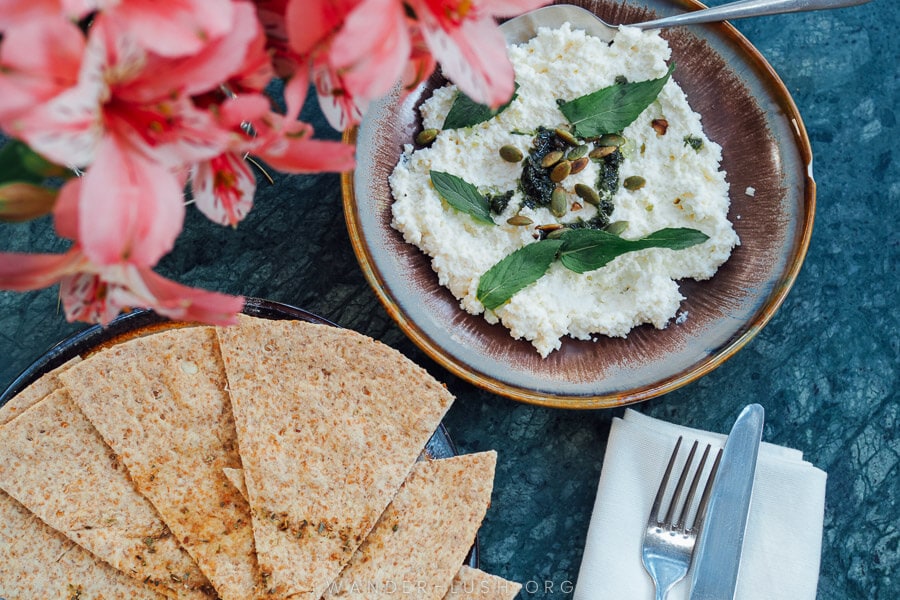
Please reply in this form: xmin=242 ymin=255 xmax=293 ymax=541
xmin=1 ymin=2 xmax=897 ymax=598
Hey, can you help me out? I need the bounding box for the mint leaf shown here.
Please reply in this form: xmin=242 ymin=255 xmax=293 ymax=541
xmin=430 ymin=171 xmax=495 ymax=225
xmin=559 ymin=64 xmax=675 ymax=138
xmin=558 ymin=227 xmax=709 ymax=273
xmin=477 ymin=239 xmax=564 ymax=310
xmin=443 ymin=84 xmax=518 ymax=129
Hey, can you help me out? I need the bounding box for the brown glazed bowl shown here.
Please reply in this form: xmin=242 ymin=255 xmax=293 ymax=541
xmin=340 ymin=0 xmax=815 ymax=409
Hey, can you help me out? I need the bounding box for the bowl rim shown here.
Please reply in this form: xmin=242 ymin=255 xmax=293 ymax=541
xmin=340 ymin=0 xmax=816 ymax=410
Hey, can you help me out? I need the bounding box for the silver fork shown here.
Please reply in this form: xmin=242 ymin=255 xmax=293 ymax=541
xmin=641 ymin=437 xmax=722 ymax=600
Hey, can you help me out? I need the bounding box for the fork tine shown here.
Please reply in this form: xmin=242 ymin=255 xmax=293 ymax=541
xmin=674 ymin=443 xmax=711 ymax=530
xmin=693 ymin=447 xmax=723 ymax=531
xmin=664 ymin=440 xmax=698 ymax=526
xmin=650 ymin=436 xmax=683 ymax=522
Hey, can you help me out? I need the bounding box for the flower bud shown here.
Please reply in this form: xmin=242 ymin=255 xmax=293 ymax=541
xmin=0 ymin=183 xmax=58 ymax=222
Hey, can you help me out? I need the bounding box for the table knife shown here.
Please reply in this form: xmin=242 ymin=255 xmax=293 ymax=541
xmin=689 ymin=403 xmax=765 ymax=600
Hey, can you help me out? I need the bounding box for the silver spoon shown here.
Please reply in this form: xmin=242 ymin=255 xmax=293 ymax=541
xmin=502 ymin=0 xmax=871 ymax=43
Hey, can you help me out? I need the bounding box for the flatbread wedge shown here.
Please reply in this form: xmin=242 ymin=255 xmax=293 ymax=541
xmin=0 ymin=491 xmax=166 ymax=599
xmin=442 ymin=566 xmax=522 ymax=600
xmin=215 ymin=316 xmax=455 ymax=599
xmin=0 ymin=356 xmax=81 ymax=426
xmin=322 ymin=452 xmax=497 ymax=599
xmin=60 ymin=326 xmax=264 ymax=600
xmin=0 ymin=389 xmax=213 ymax=599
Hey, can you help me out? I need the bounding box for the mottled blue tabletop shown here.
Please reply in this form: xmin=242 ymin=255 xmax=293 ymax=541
xmin=0 ymin=1 xmax=897 ymax=598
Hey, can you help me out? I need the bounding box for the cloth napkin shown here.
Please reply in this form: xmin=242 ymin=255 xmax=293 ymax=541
xmin=573 ymin=409 xmax=827 ymax=600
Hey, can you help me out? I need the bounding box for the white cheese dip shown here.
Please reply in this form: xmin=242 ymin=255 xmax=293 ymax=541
xmin=390 ymin=24 xmax=739 ymax=357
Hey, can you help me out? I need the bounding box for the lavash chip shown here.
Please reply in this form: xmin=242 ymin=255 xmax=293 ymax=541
xmin=215 ymin=316 xmax=455 ymax=598
xmin=322 ymin=452 xmax=497 ymax=600
xmin=0 ymin=389 xmax=213 ymax=599
xmin=0 ymin=491 xmax=167 ymax=599
xmin=0 ymin=356 xmax=80 ymax=427
xmin=58 ymin=326 xmax=264 ymax=600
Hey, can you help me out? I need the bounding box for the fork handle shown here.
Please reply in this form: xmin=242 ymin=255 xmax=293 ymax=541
xmin=634 ymin=0 xmax=871 ymax=29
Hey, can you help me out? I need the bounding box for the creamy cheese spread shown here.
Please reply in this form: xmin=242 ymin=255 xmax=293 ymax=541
xmin=390 ymin=24 xmax=739 ymax=357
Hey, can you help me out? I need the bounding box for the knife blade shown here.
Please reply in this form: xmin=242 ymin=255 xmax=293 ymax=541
xmin=689 ymin=403 xmax=765 ymax=600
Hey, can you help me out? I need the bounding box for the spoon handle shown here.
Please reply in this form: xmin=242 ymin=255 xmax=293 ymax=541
xmin=634 ymin=0 xmax=871 ymax=29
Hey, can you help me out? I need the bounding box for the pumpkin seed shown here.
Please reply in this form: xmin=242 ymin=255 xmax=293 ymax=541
xmin=569 ymin=156 xmax=589 ymax=174
xmin=546 ymin=226 xmax=572 ymax=239
xmin=550 ymin=186 xmax=567 ymax=217
xmin=623 ymin=175 xmax=646 ymax=191
xmin=598 ymin=133 xmax=626 ymax=147
xmin=604 ymin=220 xmax=629 ymax=236
xmin=589 ymin=146 xmax=617 ymax=160
xmin=554 ymin=127 xmax=579 ymax=146
xmin=506 ymin=214 xmax=533 ymax=226
xmin=415 ymin=128 xmax=438 ymax=146
xmin=550 ymin=160 xmax=571 ymax=182
xmin=567 ymin=144 xmax=589 ymax=160
xmin=540 ymin=150 xmax=564 ymax=168
xmin=499 ymin=144 xmax=523 ymax=163
xmin=574 ymin=183 xmax=600 ymax=206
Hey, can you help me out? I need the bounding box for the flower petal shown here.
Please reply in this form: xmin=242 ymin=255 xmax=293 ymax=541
xmin=0 ymin=18 xmax=84 ymax=122
xmin=101 ymin=0 xmax=236 ymax=58
xmin=54 ymin=177 xmax=81 ymax=240
xmin=420 ymin=14 xmax=514 ymax=108
xmin=79 ymin=136 xmax=185 ymax=267
xmin=0 ymin=250 xmax=84 ymax=291
xmin=285 ymin=0 xmax=357 ymax=56
xmin=134 ymin=268 xmax=245 ymax=325
xmin=329 ymin=0 xmax=409 ymax=100
xmin=191 ymin=152 xmax=256 ymax=227
xmin=0 ymin=0 xmax=60 ymax=31
xmin=257 ymin=132 xmax=355 ymax=173
xmin=123 ymin=2 xmax=264 ymax=101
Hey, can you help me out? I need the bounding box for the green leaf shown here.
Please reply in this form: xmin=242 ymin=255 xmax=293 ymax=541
xmin=429 ymin=171 xmax=495 ymax=225
xmin=477 ymin=239 xmax=565 ymax=310
xmin=0 ymin=140 xmax=67 ymax=185
xmin=558 ymin=227 xmax=709 ymax=274
xmin=559 ymin=64 xmax=675 ymax=138
xmin=442 ymin=84 xmax=518 ymax=130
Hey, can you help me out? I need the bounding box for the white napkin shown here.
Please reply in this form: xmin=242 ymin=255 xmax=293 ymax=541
xmin=573 ymin=409 xmax=827 ymax=600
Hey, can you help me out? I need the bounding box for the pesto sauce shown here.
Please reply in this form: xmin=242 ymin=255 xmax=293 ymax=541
xmin=520 ymin=127 xmax=568 ymax=209
xmin=486 ymin=190 xmax=514 ymax=214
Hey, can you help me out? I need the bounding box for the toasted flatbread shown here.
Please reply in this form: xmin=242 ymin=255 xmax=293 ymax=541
xmin=215 ymin=316 xmax=455 ymax=599
xmin=322 ymin=452 xmax=497 ymax=599
xmin=0 ymin=389 xmax=213 ymax=599
xmin=222 ymin=466 xmax=513 ymax=600
xmin=442 ymin=566 xmax=522 ymax=600
xmin=0 ymin=356 xmax=81 ymax=426
xmin=59 ymin=326 xmax=264 ymax=600
xmin=0 ymin=491 xmax=166 ymax=599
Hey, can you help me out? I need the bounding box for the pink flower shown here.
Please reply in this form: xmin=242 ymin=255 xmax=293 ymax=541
xmin=5 ymin=4 xmax=264 ymax=268
xmin=0 ymin=248 xmax=245 ymax=325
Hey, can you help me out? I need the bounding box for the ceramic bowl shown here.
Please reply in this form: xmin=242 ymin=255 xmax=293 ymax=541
xmin=341 ymin=0 xmax=815 ymax=409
